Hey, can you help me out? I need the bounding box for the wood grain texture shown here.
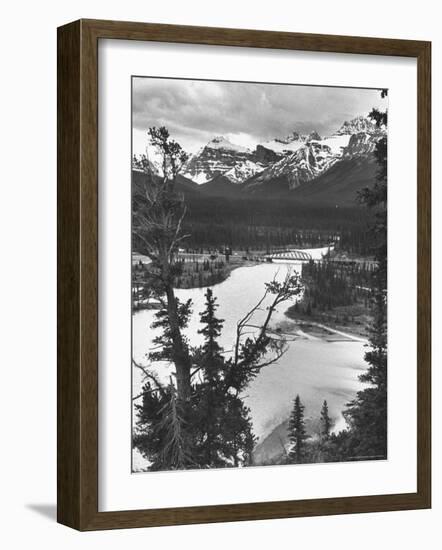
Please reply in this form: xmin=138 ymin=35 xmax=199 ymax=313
xmin=57 ymin=20 xmax=81 ymax=529
xmin=83 ymin=18 xmax=428 ymax=56
xmin=416 ymin=41 xmax=431 ymax=506
xmin=57 ymin=19 xmax=431 ymax=531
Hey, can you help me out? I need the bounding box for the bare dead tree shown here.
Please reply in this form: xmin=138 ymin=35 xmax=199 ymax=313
xmin=224 ymin=271 xmax=303 ymax=392
xmin=133 ymin=127 xmax=303 ymax=468
xmin=133 ymin=127 xmax=192 ymax=405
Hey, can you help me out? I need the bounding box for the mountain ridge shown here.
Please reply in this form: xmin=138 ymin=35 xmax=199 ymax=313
xmin=132 ymin=115 xmax=386 ymax=206
xmin=181 ymin=115 xmax=384 ymax=188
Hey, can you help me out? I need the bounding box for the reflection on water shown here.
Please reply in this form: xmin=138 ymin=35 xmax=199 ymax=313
xmin=132 ymin=260 xmax=367 ymax=467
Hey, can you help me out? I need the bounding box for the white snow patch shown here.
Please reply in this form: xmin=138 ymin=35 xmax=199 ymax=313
xmin=259 ymin=139 xmax=305 ymax=155
xmin=317 ymin=134 xmax=351 ymax=155
xmin=207 ymin=136 xmax=250 ymax=153
xmin=223 ymin=160 xmax=264 ymax=183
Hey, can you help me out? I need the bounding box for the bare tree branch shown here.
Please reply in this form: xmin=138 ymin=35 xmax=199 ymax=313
xmin=132 ymin=359 xmax=166 ymax=397
xmin=222 ymin=271 xmax=303 ymax=393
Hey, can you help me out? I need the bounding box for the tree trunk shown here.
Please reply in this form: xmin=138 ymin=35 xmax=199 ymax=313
xmin=164 ymin=284 xmax=192 ymax=404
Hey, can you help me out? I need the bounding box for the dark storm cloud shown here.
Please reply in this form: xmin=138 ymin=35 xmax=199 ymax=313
xmin=132 ymin=77 xmax=387 ymax=153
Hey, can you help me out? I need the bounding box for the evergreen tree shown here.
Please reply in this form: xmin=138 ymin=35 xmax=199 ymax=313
xmin=195 ymin=289 xmax=229 ymax=465
xmin=148 ymin=298 xmax=192 ymax=363
xmin=134 ymin=288 xmax=259 ymax=469
xmin=288 ymin=395 xmax=308 ymax=463
xmin=320 ymin=400 xmax=331 ymax=440
xmin=342 ymin=281 xmax=387 ymax=459
xmin=135 ymin=274 xmax=301 ymax=469
xmin=198 ymin=288 xmax=224 ymax=383
xmin=133 ymin=126 xmax=303 ymax=471
xmin=341 ymin=94 xmax=388 ymax=460
xmin=193 ymin=288 xmax=259 ymax=467
xmin=133 ymin=379 xmax=194 ymax=471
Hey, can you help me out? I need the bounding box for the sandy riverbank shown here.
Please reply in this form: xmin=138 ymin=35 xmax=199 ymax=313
xmin=285 ymin=303 xmax=370 ymax=339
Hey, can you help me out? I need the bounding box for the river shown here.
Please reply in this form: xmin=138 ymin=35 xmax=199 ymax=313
xmin=132 ymin=251 xmax=367 ymax=469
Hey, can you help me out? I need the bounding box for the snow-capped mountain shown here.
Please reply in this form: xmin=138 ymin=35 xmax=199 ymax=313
xmin=244 ymin=117 xmax=385 ymax=191
xmin=335 ymin=115 xmax=377 ymax=135
xmin=181 ymin=132 xmax=325 ymax=186
xmin=343 ymin=131 xmax=382 ymax=157
xmin=201 ymin=136 xmax=249 ymax=152
xmin=182 ymin=136 xmax=263 ymax=185
xmin=246 ymin=139 xmax=341 ymax=190
xmin=222 ymin=160 xmax=265 ymax=184
xmin=133 ymin=116 xmax=386 ymax=199
xmin=257 ymin=131 xmax=322 ymax=158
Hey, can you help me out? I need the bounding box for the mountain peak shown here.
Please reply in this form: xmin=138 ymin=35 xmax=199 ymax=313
xmin=182 ymin=135 xmax=254 ymax=184
xmin=207 ymin=136 xmax=249 ymax=152
xmin=336 ymin=115 xmax=376 ymax=135
xmin=271 ymin=130 xmax=322 ymax=146
xmin=274 ymin=131 xmax=301 ymax=144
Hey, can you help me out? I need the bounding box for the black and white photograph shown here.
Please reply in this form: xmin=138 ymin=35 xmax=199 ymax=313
xmin=1 ymin=0 xmax=435 ymax=541
xmin=131 ymin=77 xmax=388 ymax=472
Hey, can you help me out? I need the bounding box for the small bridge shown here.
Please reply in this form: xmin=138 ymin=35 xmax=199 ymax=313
xmin=266 ymin=250 xmax=313 ymax=262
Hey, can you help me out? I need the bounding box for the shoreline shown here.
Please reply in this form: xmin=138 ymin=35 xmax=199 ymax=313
xmin=275 ymin=315 xmax=367 ymax=343
xmin=284 ymin=311 xmax=369 ymax=341
xmin=132 ymin=258 xmax=261 ymax=311
xmin=287 ymin=317 xmax=367 ymax=342
xmin=174 ymin=257 xmax=261 ymax=289
xmin=285 ymin=303 xmax=370 ymax=340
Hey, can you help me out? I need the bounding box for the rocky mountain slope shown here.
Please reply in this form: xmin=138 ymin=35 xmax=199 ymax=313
xmin=244 ymin=116 xmax=385 ymax=193
xmin=132 ymin=115 xmax=386 ymax=206
xmin=258 ymin=130 xmax=321 ymax=158
xmin=286 ymin=156 xmax=379 ymax=206
xmin=180 ymin=131 xmax=329 ymax=185
xmin=181 ymin=136 xmax=264 ymax=185
xmin=336 ymin=115 xmax=377 ymax=135
xmin=245 ymin=139 xmax=343 ymax=191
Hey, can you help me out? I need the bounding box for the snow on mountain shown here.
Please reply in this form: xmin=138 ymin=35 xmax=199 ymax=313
xmin=258 ymin=131 xmax=317 ymax=156
xmin=317 ymin=134 xmax=352 ymax=155
xmin=343 ymin=131 xmax=381 ymax=157
xmin=247 ymin=140 xmax=340 ymax=190
xmin=182 ymin=136 xmax=258 ymax=185
xmin=186 ymin=169 xmax=214 ymax=186
xmin=222 ymin=160 xmax=264 ymax=184
xmin=133 ymin=116 xmax=385 ymax=194
xmin=205 ymin=135 xmax=251 ymax=153
xmin=336 ymin=115 xmax=377 ymax=135
xmin=245 ymin=117 xmax=385 ymax=191
xmin=259 ymin=138 xmax=305 ymax=156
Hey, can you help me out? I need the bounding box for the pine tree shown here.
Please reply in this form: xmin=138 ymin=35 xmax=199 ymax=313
xmin=288 ymin=395 xmax=308 ymax=463
xmin=135 ymin=274 xmax=302 ymax=470
xmin=320 ymin=400 xmax=331 ymax=440
xmin=194 ymin=289 xmax=227 ymax=465
xmin=135 ymin=289 xmax=257 ymax=469
xmin=148 ymin=298 xmax=192 ymax=364
xmin=342 ymin=94 xmax=388 ymax=460
xmin=133 ymin=127 xmax=304 ymax=469
xmin=198 ymin=288 xmax=224 ymax=383
xmin=133 ymin=380 xmax=194 ymax=471
xmin=343 ymin=281 xmax=387 ymax=459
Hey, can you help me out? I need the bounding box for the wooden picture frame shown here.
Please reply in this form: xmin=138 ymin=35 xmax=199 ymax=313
xmin=57 ymin=18 xmax=431 ymax=531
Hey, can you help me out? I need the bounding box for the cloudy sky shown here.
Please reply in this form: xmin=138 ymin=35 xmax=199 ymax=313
xmin=132 ymin=77 xmax=387 ymax=155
